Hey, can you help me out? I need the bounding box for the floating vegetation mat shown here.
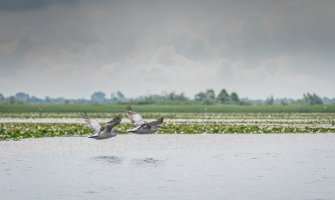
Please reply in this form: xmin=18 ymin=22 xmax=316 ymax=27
xmin=1 ymin=122 xmax=335 ymax=141
xmin=1 ymin=112 xmax=335 ymax=120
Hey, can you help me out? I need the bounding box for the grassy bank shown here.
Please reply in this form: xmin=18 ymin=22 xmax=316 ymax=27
xmin=1 ymin=122 xmax=334 ymax=140
xmin=0 ymin=104 xmax=334 ymax=113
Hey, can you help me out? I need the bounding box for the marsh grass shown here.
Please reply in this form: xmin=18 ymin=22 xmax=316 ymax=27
xmin=1 ymin=107 xmax=334 ymax=140
xmin=1 ymin=104 xmax=335 ymax=114
xmin=1 ymin=121 xmax=334 ymax=140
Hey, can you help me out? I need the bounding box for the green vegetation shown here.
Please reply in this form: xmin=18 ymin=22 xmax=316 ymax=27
xmin=1 ymin=104 xmax=334 ymax=140
xmin=1 ymin=90 xmax=332 ymax=105
xmin=1 ymin=121 xmax=334 ymax=141
xmin=160 ymin=123 xmax=335 ymax=134
xmin=0 ymin=123 xmax=89 ymax=140
xmin=1 ymin=104 xmax=335 ymax=114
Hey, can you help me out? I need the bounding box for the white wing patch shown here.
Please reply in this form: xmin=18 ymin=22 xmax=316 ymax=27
xmin=132 ymin=113 xmax=145 ymax=127
xmin=128 ymin=112 xmax=145 ymax=127
xmin=82 ymin=116 xmax=101 ymax=135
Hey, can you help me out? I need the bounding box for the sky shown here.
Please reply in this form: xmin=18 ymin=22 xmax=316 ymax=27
xmin=0 ymin=0 xmax=334 ymax=99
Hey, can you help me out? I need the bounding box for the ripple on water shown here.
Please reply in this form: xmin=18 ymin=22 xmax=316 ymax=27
xmin=85 ymin=190 xmax=99 ymax=194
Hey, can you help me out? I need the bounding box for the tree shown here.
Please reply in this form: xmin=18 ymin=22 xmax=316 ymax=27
xmin=230 ymin=92 xmax=240 ymax=104
xmin=265 ymin=96 xmax=274 ymax=105
xmin=195 ymin=92 xmax=206 ymax=102
xmin=0 ymin=93 xmax=4 ymax=102
xmin=206 ymin=89 xmax=215 ymax=100
xmin=217 ymin=89 xmax=229 ymax=104
xmin=91 ymin=91 xmax=106 ymax=103
xmin=116 ymin=91 xmax=125 ymax=100
xmin=29 ymin=96 xmax=43 ymax=104
xmin=166 ymin=92 xmax=188 ymax=101
xmin=303 ymin=92 xmax=323 ymax=105
xmin=110 ymin=90 xmax=127 ymax=103
xmin=15 ymin=92 xmax=30 ymax=103
xmin=7 ymin=96 xmax=17 ymax=104
xmin=194 ymin=89 xmax=216 ymax=105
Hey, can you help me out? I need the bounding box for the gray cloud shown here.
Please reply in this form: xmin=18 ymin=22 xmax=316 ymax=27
xmin=0 ymin=32 xmax=32 ymax=75
xmin=172 ymin=35 xmax=211 ymax=61
xmin=0 ymin=0 xmax=334 ymax=98
xmin=0 ymin=0 xmax=79 ymax=11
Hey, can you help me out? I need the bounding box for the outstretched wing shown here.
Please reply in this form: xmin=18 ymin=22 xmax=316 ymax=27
xmin=138 ymin=117 xmax=163 ymax=130
xmin=106 ymin=113 xmax=122 ymax=127
xmin=126 ymin=105 xmax=144 ymax=127
xmin=147 ymin=117 xmax=164 ymax=126
xmin=81 ymin=112 xmax=101 ymax=135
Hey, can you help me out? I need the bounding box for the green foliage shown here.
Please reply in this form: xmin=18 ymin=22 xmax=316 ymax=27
xmin=265 ymin=96 xmax=274 ymax=105
xmin=230 ymin=92 xmax=240 ymax=104
xmin=159 ymin=123 xmax=335 ymax=134
xmin=0 ymin=123 xmax=88 ymax=140
xmin=91 ymin=91 xmax=106 ymax=103
xmin=217 ymin=89 xmax=229 ymax=103
xmin=0 ymin=93 xmax=5 ymax=102
xmin=1 ymin=119 xmax=334 ymax=140
xmin=303 ymin=92 xmax=323 ymax=105
xmin=195 ymin=89 xmax=216 ymax=105
xmin=196 ymin=88 xmax=240 ymax=105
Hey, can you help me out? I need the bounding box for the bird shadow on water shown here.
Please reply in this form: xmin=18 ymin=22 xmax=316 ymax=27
xmin=93 ymin=155 xmax=123 ymax=164
xmin=131 ymin=157 xmax=165 ymax=167
xmin=92 ymin=155 xmax=165 ymax=167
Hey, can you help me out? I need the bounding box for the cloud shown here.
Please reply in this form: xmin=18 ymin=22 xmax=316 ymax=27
xmin=0 ymin=0 xmax=334 ymax=98
xmin=0 ymin=0 xmax=79 ymax=11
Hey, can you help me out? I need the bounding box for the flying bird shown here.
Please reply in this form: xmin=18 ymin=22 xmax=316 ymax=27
xmin=81 ymin=112 xmax=122 ymax=139
xmin=126 ymin=105 xmax=164 ymax=134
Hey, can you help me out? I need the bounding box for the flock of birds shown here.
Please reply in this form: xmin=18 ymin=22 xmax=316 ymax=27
xmin=81 ymin=105 xmax=164 ymax=140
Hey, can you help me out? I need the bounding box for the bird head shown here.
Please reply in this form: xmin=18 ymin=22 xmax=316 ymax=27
xmin=157 ymin=117 xmax=164 ymax=123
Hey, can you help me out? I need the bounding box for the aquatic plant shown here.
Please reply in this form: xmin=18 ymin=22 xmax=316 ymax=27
xmin=1 ymin=121 xmax=334 ymax=140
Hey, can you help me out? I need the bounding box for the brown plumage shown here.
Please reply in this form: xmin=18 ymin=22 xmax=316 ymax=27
xmin=125 ymin=105 xmax=164 ymax=134
xmin=81 ymin=112 xmax=123 ymax=139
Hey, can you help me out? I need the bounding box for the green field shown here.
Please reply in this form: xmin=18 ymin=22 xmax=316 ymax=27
xmin=0 ymin=104 xmax=334 ymax=114
xmin=1 ymin=104 xmax=334 ymax=140
xmin=1 ymin=121 xmax=335 ymax=141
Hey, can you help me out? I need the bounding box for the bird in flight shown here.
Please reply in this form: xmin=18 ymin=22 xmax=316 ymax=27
xmin=81 ymin=112 xmax=122 ymax=139
xmin=126 ymin=105 xmax=164 ymax=134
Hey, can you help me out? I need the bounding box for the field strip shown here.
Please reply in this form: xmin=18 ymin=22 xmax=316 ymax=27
xmin=0 ymin=117 xmax=333 ymax=125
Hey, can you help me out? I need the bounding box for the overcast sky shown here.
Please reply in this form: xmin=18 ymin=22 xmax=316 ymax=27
xmin=0 ymin=0 xmax=334 ymax=99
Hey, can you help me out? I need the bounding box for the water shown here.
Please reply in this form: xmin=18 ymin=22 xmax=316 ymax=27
xmin=1 ymin=134 xmax=335 ymax=200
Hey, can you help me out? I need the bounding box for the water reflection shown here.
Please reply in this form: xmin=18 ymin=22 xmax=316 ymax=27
xmin=93 ymin=156 xmax=123 ymax=164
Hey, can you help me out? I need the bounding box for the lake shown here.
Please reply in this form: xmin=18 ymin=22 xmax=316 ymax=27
xmin=1 ymin=134 xmax=335 ymax=200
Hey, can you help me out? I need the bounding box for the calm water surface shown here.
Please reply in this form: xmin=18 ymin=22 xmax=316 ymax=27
xmin=1 ymin=134 xmax=335 ymax=200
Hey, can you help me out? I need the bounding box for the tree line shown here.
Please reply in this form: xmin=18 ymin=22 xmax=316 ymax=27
xmin=0 ymin=90 xmax=333 ymax=105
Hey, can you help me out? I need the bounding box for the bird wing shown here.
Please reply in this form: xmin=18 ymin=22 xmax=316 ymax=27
xmin=147 ymin=117 xmax=164 ymax=126
xmin=104 ymin=120 xmax=121 ymax=132
xmin=126 ymin=126 xmax=141 ymax=132
xmin=81 ymin=112 xmax=101 ymax=135
xmin=106 ymin=114 xmax=122 ymax=127
xmin=126 ymin=105 xmax=145 ymax=127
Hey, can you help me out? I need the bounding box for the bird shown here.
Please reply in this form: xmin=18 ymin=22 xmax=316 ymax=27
xmin=125 ymin=105 xmax=164 ymax=134
xmin=81 ymin=112 xmax=123 ymax=139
